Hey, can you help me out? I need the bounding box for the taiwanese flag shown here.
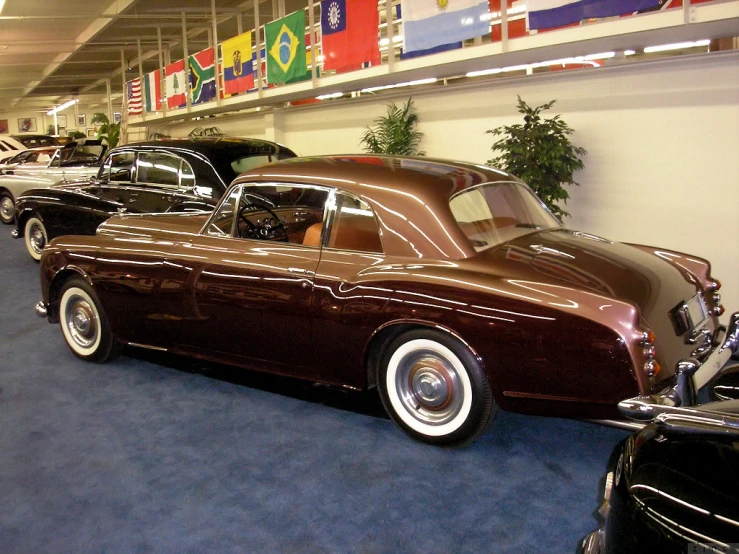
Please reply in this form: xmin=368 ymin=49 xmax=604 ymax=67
xmin=320 ymin=0 xmax=380 ymax=72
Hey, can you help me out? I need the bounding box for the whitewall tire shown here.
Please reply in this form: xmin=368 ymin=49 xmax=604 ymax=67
xmin=0 ymin=192 xmax=14 ymax=224
xmin=24 ymin=216 xmax=48 ymax=261
xmin=378 ymin=329 xmax=496 ymax=447
xmin=58 ymin=277 xmax=120 ymax=362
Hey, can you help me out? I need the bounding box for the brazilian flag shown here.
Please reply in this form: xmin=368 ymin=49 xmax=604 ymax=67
xmin=265 ymin=11 xmax=308 ymax=85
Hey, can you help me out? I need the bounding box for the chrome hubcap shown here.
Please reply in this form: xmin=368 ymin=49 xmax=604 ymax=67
xmin=0 ymin=197 xmax=13 ymax=221
xmin=30 ymin=225 xmax=45 ymax=253
xmin=65 ymin=296 xmax=98 ymax=348
xmin=396 ymin=354 xmax=462 ymax=425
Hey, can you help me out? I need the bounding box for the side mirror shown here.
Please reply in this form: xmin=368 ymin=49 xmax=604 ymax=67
xmin=710 ymin=362 xmax=739 ymax=401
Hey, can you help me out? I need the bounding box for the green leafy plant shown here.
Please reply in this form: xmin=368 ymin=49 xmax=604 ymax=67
xmin=487 ymin=96 xmax=586 ymax=220
xmin=67 ymin=130 xmax=86 ymax=140
xmin=91 ymin=112 xmax=121 ymax=148
xmin=360 ymin=98 xmax=425 ymax=156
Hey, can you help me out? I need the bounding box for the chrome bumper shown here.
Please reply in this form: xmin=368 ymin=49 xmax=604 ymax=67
xmin=35 ymin=301 xmax=48 ymax=318
xmin=619 ymin=312 xmax=739 ymax=421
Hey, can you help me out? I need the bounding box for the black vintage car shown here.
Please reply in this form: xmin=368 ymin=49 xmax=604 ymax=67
xmin=13 ymin=138 xmax=297 ymax=260
xmin=581 ymin=364 xmax=739 ymax=553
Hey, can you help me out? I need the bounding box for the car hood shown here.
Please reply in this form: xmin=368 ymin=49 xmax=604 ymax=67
xmin=97 ymin=212 xmax=209 ymax=240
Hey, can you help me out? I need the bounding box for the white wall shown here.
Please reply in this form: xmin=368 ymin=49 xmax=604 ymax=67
xmin=160 ymin=51 xmax=739 ymax=315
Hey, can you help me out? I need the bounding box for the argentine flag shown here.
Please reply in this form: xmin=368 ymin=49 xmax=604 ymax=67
xmin=401 ymin=0 xmax=489 ymax=54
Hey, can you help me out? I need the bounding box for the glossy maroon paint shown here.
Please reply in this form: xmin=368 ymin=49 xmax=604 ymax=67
xmin=39 ymin=156 xmax=722 ymax=420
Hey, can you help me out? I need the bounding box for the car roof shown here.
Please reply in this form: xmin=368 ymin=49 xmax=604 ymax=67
xmin=235 ymin=155 xmax=520 ymax=260
xmin=236 ymin=155 xmax=517 ymax=200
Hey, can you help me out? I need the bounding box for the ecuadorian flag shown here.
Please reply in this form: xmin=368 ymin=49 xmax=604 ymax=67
xmin=222 ymin=31 xmax=254 ymax=96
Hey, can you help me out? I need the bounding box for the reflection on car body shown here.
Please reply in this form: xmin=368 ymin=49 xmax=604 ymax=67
xmin=35 ymin=155 xmax=739 ymax=446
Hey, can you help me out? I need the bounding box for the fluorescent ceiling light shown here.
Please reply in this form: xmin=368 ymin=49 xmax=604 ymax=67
xmin=644 ymin=39 xmax=710 ymax=53
xmin=0 ymin=0 xmax=6 ymax=15
xmin=316 ymin=92 xmax=343 ymax=100
xmin=47 ymin=98 xmax=78 ymax=116
xmin=361 ymin=78 xmax=437 ymax=94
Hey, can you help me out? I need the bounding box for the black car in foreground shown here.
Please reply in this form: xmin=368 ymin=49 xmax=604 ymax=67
xmin=13 ymin=138 xmax=297 ymax=260
xmin=581 ymin=363 xmax=739 ymax=554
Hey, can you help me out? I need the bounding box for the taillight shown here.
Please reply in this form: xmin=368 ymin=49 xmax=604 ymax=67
xmin=640 ymin=330 xmax=661 ymax=377
xmin=709 ymin=279 xmax=724 ymax=315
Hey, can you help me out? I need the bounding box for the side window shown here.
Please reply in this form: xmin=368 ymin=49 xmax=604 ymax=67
xmin=206 ymin=185 xmax=242 ymax=236
xmin=327 ymin=193 xmax=383 ymax=253
xmin=100 ymin=152 xmax=135 ymax=182
xmin=136 ymin=151 xmax=181 ymax=186
xmin=234 ymin=183 xmax=329 ymax=244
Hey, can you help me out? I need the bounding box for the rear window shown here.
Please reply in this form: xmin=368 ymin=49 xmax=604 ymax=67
xmin=450 ymin=182 xmax=560 ymax=251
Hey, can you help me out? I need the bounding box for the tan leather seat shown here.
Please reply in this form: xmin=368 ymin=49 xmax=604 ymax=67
xmin=302 ymin=222 xmax=323 ymax=247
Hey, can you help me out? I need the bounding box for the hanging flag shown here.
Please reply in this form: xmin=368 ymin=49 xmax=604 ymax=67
xmin=489 ymin=0 xmax=528 ymax=42
xmin=142 ymin=69 xmax=162 ymax=112
xmin=527 ymin=0 xmax=662 ymax=30
xmin=165 ymin=60 xmax=187 ymax=109
xmin=265 ymin=11 xmax=307 ymax=85
xmin=222 ymin=31 xmax=255 ymax=96
xmin=127 ymin=78 xmax=142 ymax=116
xmin=401 ymin=0 xmax=489 ymax=53
xmin=320 ymin=0 xmax=380 ymax=72
xmin=400 ymin=41 xmax=462 ymax=60
xmin=189 ymin=47 xmax=217 ymax=104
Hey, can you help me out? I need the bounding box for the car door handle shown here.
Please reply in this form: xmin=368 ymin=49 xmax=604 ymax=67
xmin=287 ymin=267 xmax=309 ymax=274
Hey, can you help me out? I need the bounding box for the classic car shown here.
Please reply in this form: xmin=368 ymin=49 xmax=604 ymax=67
xmin=0 ymin=135 xmax=26 ymax=162
xmin=581 ymin=368 xmax=739 ymax=553
xmin=35 ymin=155 xmax=739 ymax=446
xmin=11 ymin=134 xmax=60 ymax=148
xmin=0 ymin=146 xmax=60 ymax=175
xmin=0 ymin=140 xmax=107 ymax=225
xmin=13 ymin=137 xmax=298 ymax=260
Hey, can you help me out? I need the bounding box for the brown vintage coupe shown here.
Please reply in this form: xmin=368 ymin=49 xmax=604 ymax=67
xmin=35 ymin=156 xmax=739 ymax=446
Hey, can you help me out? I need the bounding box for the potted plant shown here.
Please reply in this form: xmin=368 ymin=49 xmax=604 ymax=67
xmin=91 ymin=113 xmax=121 ymax=148
xmin=487 ymin=96 xmax=586 ymax=220
xmin=360 ymin=98 xmax=425 ymax=155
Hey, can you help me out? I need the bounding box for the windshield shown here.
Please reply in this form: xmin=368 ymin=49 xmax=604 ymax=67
xmin=450 ymin=182 xmax=560 ymax=251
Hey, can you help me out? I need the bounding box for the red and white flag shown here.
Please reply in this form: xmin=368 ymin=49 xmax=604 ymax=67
xmin=127 ymin=78 xmax=142 ymax=116
xmin=165 ymin=60 xmax=187 ymax=109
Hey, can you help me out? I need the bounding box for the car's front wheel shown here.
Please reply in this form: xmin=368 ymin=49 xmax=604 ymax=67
xmin=24 ymin=216 xmax=48 ymax=261
xmin=58 ymin=277 xmax=121 ymax=362
xmin=378 ymin=329 xmax=496 ymax=447
xmin=0 ymin=191 xmax=14 ymax=224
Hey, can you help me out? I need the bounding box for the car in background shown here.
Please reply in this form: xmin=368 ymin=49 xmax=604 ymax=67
xmin=0 ymin=140 xmax=107 ymax=224
xmin=0 ymin=135 xmax=26 ymax=162
xmin=13 ymin=138 xmax=298 ymax=259
xmin=34 ymin=155 xmax=738 ymax=446
xmin=581 ymin=366 xmax=739 ymax=553
xmin=11 ymin=134 xmax=60 ymax=148
xmin=0 ymin=146 xmax=61 ymax=175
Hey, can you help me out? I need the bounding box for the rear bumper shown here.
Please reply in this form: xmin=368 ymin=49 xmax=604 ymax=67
xmin=619 ymin=312 xmax=739 ymax=420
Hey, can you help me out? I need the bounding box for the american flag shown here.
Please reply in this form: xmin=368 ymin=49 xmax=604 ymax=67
xmin=127 ymin=78 xmax=142 ymax=116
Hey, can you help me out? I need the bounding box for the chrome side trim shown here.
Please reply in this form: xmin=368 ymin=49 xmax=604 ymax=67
xmin=126 ymin=342 xmax=168 ymax=352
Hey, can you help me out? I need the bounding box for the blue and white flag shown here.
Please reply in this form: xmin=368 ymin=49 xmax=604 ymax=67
xmin=401 ymin=0 xmax=489 ymax=54
xmin=527 ymin=0 xmax=662 ymax=30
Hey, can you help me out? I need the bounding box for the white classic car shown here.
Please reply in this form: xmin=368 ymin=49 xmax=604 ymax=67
xmin=0 ymin=139 xmax=107 ymax=224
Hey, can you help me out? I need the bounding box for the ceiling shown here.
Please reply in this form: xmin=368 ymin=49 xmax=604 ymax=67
xmin=0 ymin=0 xmax=306 ymax=114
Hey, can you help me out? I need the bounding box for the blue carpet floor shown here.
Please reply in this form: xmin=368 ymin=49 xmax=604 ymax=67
xmin=0 ymin=228 xmax=629 ymax=553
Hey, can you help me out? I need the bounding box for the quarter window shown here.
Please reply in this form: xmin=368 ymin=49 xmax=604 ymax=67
xmin=327 ymin=193 xmax=382 ymax=253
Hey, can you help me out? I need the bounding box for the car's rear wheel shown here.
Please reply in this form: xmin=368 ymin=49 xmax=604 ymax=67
xmin=58 ymin=277 xmax=121 ymax=362
xmin=0 ymin=192 xmax=14 ymax=224
xmin=24 ymin=216 xmax=48 ymax=261
xmin=378 ymin=329 xmax=496 ymax=447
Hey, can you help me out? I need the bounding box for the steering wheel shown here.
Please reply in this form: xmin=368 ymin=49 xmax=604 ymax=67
xmin=237 ymin=203 xmax=288 ymax=241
